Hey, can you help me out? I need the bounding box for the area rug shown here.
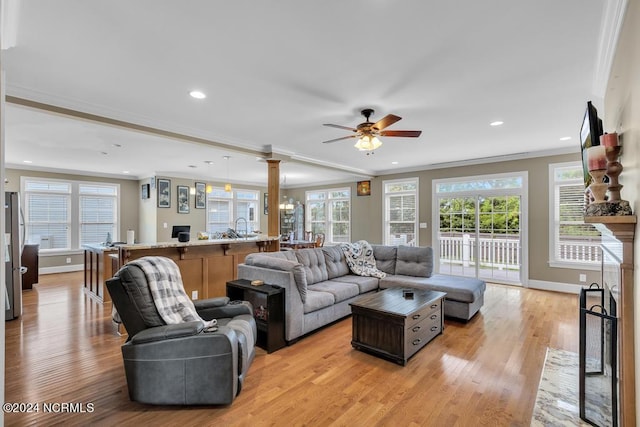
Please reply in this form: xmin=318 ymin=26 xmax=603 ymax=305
xmin=530 ymin=348 xmax=590 ymax=426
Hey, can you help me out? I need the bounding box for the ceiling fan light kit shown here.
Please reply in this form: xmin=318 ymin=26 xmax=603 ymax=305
xmin=322 ymin=108 xmax=422 ymax=153
xmin=354 ymin=135 xmax=382 ymax=151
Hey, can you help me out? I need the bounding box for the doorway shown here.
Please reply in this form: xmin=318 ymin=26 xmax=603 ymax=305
xmin=432 ymin=172 xmax=527 ymax=285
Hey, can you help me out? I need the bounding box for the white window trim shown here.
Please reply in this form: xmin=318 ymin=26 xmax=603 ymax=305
xmin=205 ymin=187 xmax=260 ymax=233
xmin=547 ymin=162 xmax=600 ymax=271
xmin=78 ymin=183 xmax=119 ymax=247
xmin=382 ymin=177 xmax=419 ymax=247
xmin=304 ymin=187 xmax=351 ymax=245
xmin=21 ymin=176 xmax=120 ymax=253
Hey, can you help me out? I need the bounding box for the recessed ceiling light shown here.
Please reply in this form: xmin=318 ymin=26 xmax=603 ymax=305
xmin=490 ymin=121 xmax=504 ymax=127
xmin=23 ymin=160 xmax=32 ymax=164
xmin=204 ymin=160 xmax=214 ymax=165
xmin=188 ymin=165 xmax=197 ymax=168
xmin=112 ymin=143 xmax=122 ymax=148
xmin=391 ymin=161 xmax=399 ymax=165
xmin=189 ymin=90 xmax=206 ymax=99
xmin=559 ymin=136 xmax=572 ymax=141
xmin=122 ymin=171 xmax=130 ymax=174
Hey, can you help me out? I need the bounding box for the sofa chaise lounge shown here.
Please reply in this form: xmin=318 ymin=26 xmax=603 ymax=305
xmin=237 ymin=244 xmax=486 ymax=343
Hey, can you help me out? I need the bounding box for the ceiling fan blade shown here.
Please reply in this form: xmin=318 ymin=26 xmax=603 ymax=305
xmin=379 ymin=130 xmax=422 ymax=138
xmin=323 ymin=123 xmax=358 ymax=132
xmin=372 ymin=114 xmax=402 ymax=131
xmin=322 ymin=135 xmax=358 ymax=144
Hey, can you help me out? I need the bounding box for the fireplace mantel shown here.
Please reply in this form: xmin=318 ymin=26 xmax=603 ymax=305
xmin=584 ymin=214 xmax=636 ymax=426
xmin=584 ymin=215 xmax=636 ymax=242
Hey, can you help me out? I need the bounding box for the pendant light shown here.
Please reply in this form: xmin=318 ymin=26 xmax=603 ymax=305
xmin=224 ymin=156 xmax=232 ymax=192
xmin=203 ymin=160 xmax=214 ymax=193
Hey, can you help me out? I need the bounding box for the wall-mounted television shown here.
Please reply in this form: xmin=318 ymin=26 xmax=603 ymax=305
xmin=580 ymin=101 xmax=603 ymax=187
xmin=171 ymin=225 xmax=191 ymax=238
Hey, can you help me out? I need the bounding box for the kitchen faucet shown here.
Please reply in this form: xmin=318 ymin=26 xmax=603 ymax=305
xmin=235 ymin=217 xmax=248 ymax=239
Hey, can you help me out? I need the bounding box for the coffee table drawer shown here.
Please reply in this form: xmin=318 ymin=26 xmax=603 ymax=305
xmin=405 ymin=314 xmax=442 ymax=359
xmin=406 ymin=298 xmax=442 ymax=328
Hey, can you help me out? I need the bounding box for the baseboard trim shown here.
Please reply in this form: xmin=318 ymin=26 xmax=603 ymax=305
xmin=40 ymin=264 xmax=84 ymax=275
xmin=528 ymin=279 xmax=583 ymax=294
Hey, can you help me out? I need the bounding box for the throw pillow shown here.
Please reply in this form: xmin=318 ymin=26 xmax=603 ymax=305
xmin=395 ymin=246 xmax=433 ymax=277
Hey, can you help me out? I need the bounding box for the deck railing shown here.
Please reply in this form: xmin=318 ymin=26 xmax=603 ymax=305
xmin=439 ymin=234 xmax=600 ymax=269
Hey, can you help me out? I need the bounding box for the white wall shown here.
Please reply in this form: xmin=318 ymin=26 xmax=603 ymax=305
xmin=138 ymin=177 xmax=157 ymax=244
xmin=603 ymin=0 xmax=640 ymax=416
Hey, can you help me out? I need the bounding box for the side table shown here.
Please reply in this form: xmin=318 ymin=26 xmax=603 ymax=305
xmin=226 ymin=279 xmax=286 ymax=353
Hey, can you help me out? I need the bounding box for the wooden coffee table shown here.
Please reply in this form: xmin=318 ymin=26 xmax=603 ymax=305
xmin=350 ymin=288 xmax=446 ymax=365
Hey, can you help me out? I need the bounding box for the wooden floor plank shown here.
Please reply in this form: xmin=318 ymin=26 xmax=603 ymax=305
xmin=5 ymin=273 xmax=579 ymax=426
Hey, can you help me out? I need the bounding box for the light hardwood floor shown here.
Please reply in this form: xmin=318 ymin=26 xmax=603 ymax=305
xmin=5 ymin=272 xmax=580 ymax=426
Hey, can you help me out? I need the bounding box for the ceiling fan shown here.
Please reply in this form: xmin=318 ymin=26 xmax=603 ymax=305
xmin=322 ymin=108 xmax=422 ymax=153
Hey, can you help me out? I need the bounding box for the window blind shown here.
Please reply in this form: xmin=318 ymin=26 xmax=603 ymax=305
xmin=384 ymin=179 xmax=418 ymax=246
xmin=550 ymin=163 xmax=600 ymax=265
xmin=23 ymin=178 xmax=119 ymax=251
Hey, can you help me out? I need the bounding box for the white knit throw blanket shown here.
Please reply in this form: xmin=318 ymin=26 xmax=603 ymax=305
xmin=129 ymin=256 xmax=217 ymax=330
xmin=339 ymin=240 xmax=386 ymax=278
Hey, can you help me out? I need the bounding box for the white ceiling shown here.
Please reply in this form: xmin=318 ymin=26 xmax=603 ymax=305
xmin=2 ymin=0 xmax=610 ymax=188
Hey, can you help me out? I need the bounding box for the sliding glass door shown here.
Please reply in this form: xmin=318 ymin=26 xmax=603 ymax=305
xmin=438 ymin=197 xmax=477 ymax=278
xmin=476 ymin=195 xmax=521 ymax=282
xmin=433 ymin=173 xmax=527 ymax=285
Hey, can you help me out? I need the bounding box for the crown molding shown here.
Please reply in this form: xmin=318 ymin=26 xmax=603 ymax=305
xmin=374 ymin=146 xmax=578 ymax=176
xmin=593 ymin=0 xmax=629 ymax=97
xmin=1 ymin=0 xmax=20 ymax=50
xmin=5 ymin=163 xmax=140 ymax=181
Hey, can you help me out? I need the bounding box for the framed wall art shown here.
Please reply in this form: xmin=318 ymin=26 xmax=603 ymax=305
xmin=141 ymin=183 xmax=150 ymax=199
xmin=264 ymin=193 xmax=269 ymax=215
xmin=357 ymin=180 xmax=371 ymax=196
xmin=157 ymin=178 xmax=171 ymax=208
xmin=177 ymin=185 xmax=190 ymax=214
xmin=195 ymin=182 xmax=206 ymax=209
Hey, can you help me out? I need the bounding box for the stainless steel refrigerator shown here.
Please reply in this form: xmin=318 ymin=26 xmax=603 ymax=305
xmin=5 ymin=191 xmax=24 ymax=320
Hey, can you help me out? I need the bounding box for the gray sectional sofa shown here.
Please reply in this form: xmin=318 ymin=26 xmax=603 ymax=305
xmin=237 ymin=244 xmax=486 ymax=343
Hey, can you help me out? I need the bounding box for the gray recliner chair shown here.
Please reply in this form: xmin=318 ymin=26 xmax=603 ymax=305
xmin=106 ymin=261 xmax=256 ymax=405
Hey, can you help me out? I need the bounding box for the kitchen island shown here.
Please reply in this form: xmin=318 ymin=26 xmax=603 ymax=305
xmin=83 ymin=244 xmax=119 ymax=303
xmin=83 ymin=236 xmax=279 ymax=303
xmin=117 ymin=236 xmax=279 ymax=299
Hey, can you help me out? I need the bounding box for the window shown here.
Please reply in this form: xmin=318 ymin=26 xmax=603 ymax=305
xmin=383 ymin=178 xmax=418 ymax=246
xmin=23 ymin=178 xmax=119 ymax=252
xmin=305 ymin=188 xmax=350 ymax=244
xmin=206 ymin=188 xmax=259 ymax=234
xmin=79 ymin=184 xmax=118 ymax=246
xmin=24 ymin=180 xmax=71 ymax=250
xmin=549 ymin=162 xmax=601 ymax=268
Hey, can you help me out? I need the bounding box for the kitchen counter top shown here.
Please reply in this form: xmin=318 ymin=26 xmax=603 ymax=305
xmin=82 ymin=244 xmax=119 ymax=252
xmin=117 ymin=235 xmax=280 ymax=299
xmin=83 ymin=236 xmax=280 ymax=304
xmin=116 ymin=235 xmax=280 ymax=250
